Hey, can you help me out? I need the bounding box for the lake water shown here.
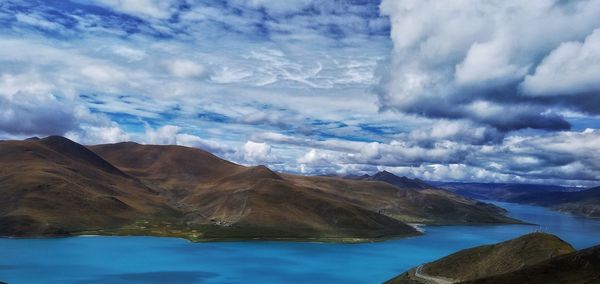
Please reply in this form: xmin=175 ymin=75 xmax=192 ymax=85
xmin=2 ymin=202 xmax=600 ymax=284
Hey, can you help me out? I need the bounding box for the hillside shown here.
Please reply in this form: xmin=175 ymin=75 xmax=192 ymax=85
xmin=348 ymin=171 xmax=432 ymax=190
xmin=287 ymin=175 xmax=517 ymax=225
xmin=92 ymin=142 xmax=519 ymax=227
xmin=508 ymin=187 xmax=600 ymax=218
xmin=386 ymin=233 xmax=576 ymax=284
xmin=90 ymin=142 xmax=420 ymax=239
xmin=89 ymin=142 xmax=241 ymax=201
xmin=464 ymin=244 xmax=600 ymax=284
xmin=335 ymin=172 xmax=517 ymax=224
xmin=0 ymin=136 xmax=174 ymax=236
xmin=433 ymin=182 xmax=578 ymax=201
xmin=0 ymin=136 xmax=520 ymax=241
xmin=435 ymin=182 xmax=600 ymax=219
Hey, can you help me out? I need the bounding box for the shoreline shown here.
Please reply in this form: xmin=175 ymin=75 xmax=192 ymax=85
xmin=0 ymin=230 xmax=425 ymax=244
xmin=0 ymin=219 xmax=533 ymax=244
xmin=1 ymin=221 xmax=536 ymax=244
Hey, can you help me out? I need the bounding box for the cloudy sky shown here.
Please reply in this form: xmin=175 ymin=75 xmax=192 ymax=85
xmin=1 ymin=0 xmax=599 ymax=186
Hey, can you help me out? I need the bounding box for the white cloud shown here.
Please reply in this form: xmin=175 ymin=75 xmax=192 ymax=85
xmin=165 ymin=60 xmax=207 ymax=78
xmin=15 ymin=13 xmax=63 ymax=30
xmin=86 ymin=0 xmax=178 ymax=19
xmin=0 ymin=72 xmax=53 ymax=99
xmin=210 ymin=66 xmax=254 ymax=84
xmin=0 ymin=72 xmax=78 ymax=136
xmin=257 ymin=127 xmax=600 ymax=185
xmin=243 ymin=141 xmax=272 ymax=163
xmin=111 ymin=45 xmax=147 ymax=62
xmin=144 ymin=124 xmax=180 ymax=145
xmin=176 ymin=133 xmax=235 ymax=155
xmin=228 ymin=0 xmax=315 ymax=15
xmin=406 ymin=119 xmax=501 ymax=145
xmin=0 ymin=72 xmax=136 ymax=142
xmin=143 ymin=125 xmax=235 ymax=155
xmin=455 ymin=39 xmax=529 ymax=86
xmin=80 ymin=65 xmax=128 ymax=85
xmin=379 ymin=0 xmax=600 ymax=129
xmin=521 ymin=28 xmax=600 ymax=96
xmin=66 ymin=124 xmax=130 ymax=144
xmin=2 ymin=0 xmax=599 ymax=186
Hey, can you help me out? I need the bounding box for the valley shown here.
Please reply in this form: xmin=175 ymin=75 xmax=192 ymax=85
xmin=437 ymin=182 xmax=600 ymax=219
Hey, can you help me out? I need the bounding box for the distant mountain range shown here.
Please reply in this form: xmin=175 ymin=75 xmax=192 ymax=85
xmin=344 ymin=170 xmax=432 ymax=190
xmin=430 ymin=182 xmax=581 ymax=199
xmin=434 ymin=182 xmax=600 ymax=219
xmin=0 ymin=136 xmax=519 ymax=241
xmin=386 ymin=232 xmax=600 ymax=284
xmin=342 ymin=172 xmax=600 ymax=219
xmin=509 ymin=186 xmax=600 ymax=218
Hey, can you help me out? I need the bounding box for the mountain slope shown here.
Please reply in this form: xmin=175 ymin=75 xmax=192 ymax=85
xmin=0 ymin=136 xmax=173 ymax=236
xmin=92 ymin=142 xmax=520 ymax=226
xmin=314 ymin=175 xmax=517 ymax=225
xmin=386 ymin=233 xmax=576 ymax=284
xmin=464 ymin=244 xmax=600 ymax=284
xmin=89 ymin=142 xmax=241 ymax=200
xmin=435 ymin=181 xmax=600 ymax=219
xmin=338 ymin=171 xmax=518 ymax=224
xmin=508 ymin=186 xmax=600 ymax=218
xmin=0 ymin=137 xmax=520 ymax=241
xmin=433 ymin=182 xmax=578 ymax=201
xmin=352 ymin=171 xmax=433 ymax=190
xmin=181 ymin=166 xmax=417 ymax=239
xmin=0 ymin=138 xmax=417 ymax=241
xmin=90 ymin=143 xmax=419 ymax=239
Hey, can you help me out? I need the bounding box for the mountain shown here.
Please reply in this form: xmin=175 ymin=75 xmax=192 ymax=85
xmin=345 ymin=171 xmax=433 ymax=190
xmin=0 ymin=136 xmax=174 ymax=236
xmin=92 ymin=142 xmax=520 ymax=235
xmin=509 ymin=186 xmax=600 ymax=218
xmin=433 ymin=182 xmax=579 ymax=201
xmin=351 ymin=171 xmax=433 ymax=190
xmin=89 ymin=142 xmax=421 ymax=239
xmin=386 ymin=233 xmax=576 ymax=284
xmin=287 ymin=176 xmax=518 ymax=225
xmin=435 ymin=182 xmax=600 ymax=219
xmin=0 ymin=136 xmax=520 ymax=241
xmin=464 ymin=244 xmax=600 ymax=284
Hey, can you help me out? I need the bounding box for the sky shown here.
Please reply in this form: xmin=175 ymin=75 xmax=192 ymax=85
xmin=0 ymin=0 xmax=599 ymax=186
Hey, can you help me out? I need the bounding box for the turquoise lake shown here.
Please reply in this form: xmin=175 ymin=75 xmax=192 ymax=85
xmin=2 ymin=202 xmax=600 ymax=284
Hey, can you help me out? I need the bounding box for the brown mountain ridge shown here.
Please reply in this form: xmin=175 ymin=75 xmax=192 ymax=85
xmin=386 ymin=232 xmax=600 ymax=284
xmin=436 ymin=182 xmax=600 ymax=219
xmin=465 ymin=243 xmax=600 ymax=284
xmin=1 ymin=136 xmax=520 ymax=242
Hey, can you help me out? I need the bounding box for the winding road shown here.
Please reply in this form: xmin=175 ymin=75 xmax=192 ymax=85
xmin=413 ymin=265 xmax=456 ymax=284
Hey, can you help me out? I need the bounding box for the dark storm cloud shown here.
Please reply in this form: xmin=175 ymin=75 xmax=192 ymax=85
xmin=378 ymin=0 xmax=600 ymax=132
xmin=0 ymin=95 xmax=77 ymax=136
xmin=0 ymin=73 xmax=79 ymax=136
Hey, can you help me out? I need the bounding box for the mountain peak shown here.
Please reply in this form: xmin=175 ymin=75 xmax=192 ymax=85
xmin=386 ymin=232 xmax=577 ymax=283
xmin=0 ymin=137 xmax=519 ymax=241
xmin=249 ymin=165 xmax=282 ymax=180
xmin=37 ymin=135 xmax=126 ymax=177
xmin=342 ymin=173 xmax=371 ymax=180
xmin=40 ymin=135 xmax=76 ymax=144
xmin=369 ymin=171 xmax=432 ymax=190
xmin=373 ymin=170 xmax=397 ymax=178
